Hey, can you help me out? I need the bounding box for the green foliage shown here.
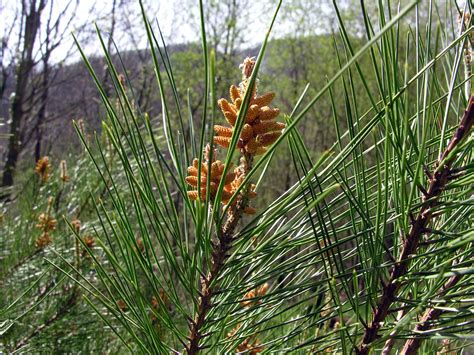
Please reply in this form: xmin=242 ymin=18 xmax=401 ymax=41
xmin=0 ymin=136 xmax=125 ymax=352
xmin=1 ymin=0 xmax=473 ymax=353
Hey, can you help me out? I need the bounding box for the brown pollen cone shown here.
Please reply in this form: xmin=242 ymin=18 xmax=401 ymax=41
xmin=35 ymin=156 xmax=52 ymax=182
xmin=221 ymin=167 xmax=257 ymax=215
xmin=214 ymin=83 xmax=285 ymax=155
xmin=241 ymin=283 xmax=269 ymax=308
xmin=36 ymin=213 xmax=57 ymax=231
xmin=185 ymin=158 xmax=235 ymax=202
xmin=35 ymin=233 xmax=52 ymax=248
xmin=35 ymin=206 xmax=57 ymax=249
xmin=81 ymin=235 xmax=95 ymax=257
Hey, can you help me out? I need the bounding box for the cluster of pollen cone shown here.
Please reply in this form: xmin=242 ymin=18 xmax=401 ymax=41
xmin=185 ymin=57 xmax=285 ymax=215
xmin=185 ymin=156 xmax=257 ymax=215
xmin=213 ymin=81 xmax=285 ymax=155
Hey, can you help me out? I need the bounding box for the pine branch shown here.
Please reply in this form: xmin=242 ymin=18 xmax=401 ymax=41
xmin=400 ymin=273 xmax=462 ymax=355
xmin=13 ymin=289 xmax=78 ymax=352
xmin=186 ymin=152 xmax=253 ymax=354
xmin=356 ymin=95 xmax=474 ymax=354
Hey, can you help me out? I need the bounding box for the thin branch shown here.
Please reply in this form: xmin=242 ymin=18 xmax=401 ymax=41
xmin=400 ymin=273 xmax=463 ymax=355
xmin=13 ymin=289 xmax=78 ymax=352
xmin=356 ymin=95 xmax=474 ymax=354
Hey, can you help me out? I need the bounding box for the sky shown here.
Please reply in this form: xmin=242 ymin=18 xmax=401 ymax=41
xmin=2 ymin=0 xmax=272 ymax=64
xmin=2 ymin=0 xmax=198 ymax=65
xmin=70 ymin=0 xmax=276 ymax=53
xmin=0 ymin=0 xmax=342 ymax=66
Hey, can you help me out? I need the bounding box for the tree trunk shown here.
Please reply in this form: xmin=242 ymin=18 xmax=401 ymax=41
xmin=34 ymin=53 xmax=50 ymax=162
xmin=2 ymin=0 xmax=46 ymax=188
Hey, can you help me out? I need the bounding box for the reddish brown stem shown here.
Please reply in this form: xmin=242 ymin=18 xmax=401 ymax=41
xmin=186 ymin=230 xmax=235 ymax=354
xmin=400 ymin=274 xmax=462 ymax=355
xmin=356 ymin=95 xmax=474 ymax=354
